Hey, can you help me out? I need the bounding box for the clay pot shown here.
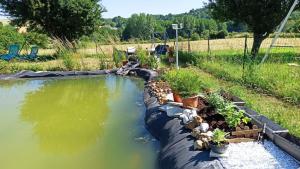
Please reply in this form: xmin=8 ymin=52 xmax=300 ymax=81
xmin=182 ymin=96 xmax=199 ymax=108
xmin=122 ymin=60 xmax=129 ymax=66
xmin=173 ymin=92 xmax=183 ymax=103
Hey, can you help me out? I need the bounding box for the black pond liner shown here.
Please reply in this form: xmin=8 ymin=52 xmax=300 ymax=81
xmin=0 ymin=70 xmax=118 ymax=79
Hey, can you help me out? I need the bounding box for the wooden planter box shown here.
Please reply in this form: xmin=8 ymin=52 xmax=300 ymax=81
xmin=228 ymin=125 xmax=262 ymax=143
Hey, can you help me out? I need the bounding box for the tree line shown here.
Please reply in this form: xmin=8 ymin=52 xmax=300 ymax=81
xmin=0 ymin=0 xmax=300 ymax=57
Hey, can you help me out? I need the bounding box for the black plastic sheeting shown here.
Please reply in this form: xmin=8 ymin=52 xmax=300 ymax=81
xmin=144 ymin=88 xmax=223 ymax=169
xmin=0 ymin=70 xmax=118 ymax=80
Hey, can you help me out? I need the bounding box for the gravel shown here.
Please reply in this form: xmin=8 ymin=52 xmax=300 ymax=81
xmin=219 ymin=141 xmax=300 ymax=169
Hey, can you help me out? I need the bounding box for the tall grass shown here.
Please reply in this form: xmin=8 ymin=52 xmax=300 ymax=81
xmin=179 ymin=50 xmax=300 ymax=104
xmin=188 ymin=68 xmax=300 ymax=138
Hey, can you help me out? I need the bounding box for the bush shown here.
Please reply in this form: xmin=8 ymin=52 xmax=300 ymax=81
xmin=24 ymin=32 xmax=50 ymax=48
xmin=146 ymin=56 xmax=159 ymax=69
xmin=0 ymin=60 xmax=8 ymax=74
xmin=179 ymin=51 xmax=200 ymax=65
xmin=209 ymin=30 xmax=228 ymax=39
xmin=112 ymin=47 xmax=125 ymax=68
xmin=163 ymin=69 xmax=202 ymax=98
xmin=191 ymin=33 xmax=201 ymax=41
xmin=0 ymin=25 xmax=24 ymax=52
xmin=62 ymin=52 xmax=77 ymax=70
xmin=136 ymin=47 xmax=148 ymax=66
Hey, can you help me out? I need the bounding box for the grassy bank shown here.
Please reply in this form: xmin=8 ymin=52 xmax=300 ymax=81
xmin=182 ymin=67 xmax=300 ymax=138
xmin=179 ymin=49 xmax=300 ymax=105
xmin=0 ymin=54 xmax=114 ymax=74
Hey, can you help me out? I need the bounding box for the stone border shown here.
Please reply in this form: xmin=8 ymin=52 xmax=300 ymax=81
xmin=143 ymin=87 xmax=223 ymax=169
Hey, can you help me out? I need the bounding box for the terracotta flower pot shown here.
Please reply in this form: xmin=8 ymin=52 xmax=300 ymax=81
xmin=182 ymin=96 xmax=199 ymax=108
xmin=122 ymin=61 xmax=129 ymax=66
xmin=173 ymin=92 xmax=183 ymax=103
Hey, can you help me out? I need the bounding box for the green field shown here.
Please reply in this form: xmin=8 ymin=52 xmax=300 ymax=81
xmin=179 ymin=48 xmax=300 ymax=105
xmin=177 ymin=48 xmax=300 ymax=137
xmin=179 ymin=67 xmax=300 ymax=138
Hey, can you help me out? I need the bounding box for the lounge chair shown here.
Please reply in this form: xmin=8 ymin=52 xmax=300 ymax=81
xmin=0 ymin=44 xmax=20 ymax=61
xmin=21 ymin=46 xmax=39 ymax=61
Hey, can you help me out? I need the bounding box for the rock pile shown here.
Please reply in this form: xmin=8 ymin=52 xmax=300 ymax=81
xmin=147 ymin=81 xmax=173 ymax=104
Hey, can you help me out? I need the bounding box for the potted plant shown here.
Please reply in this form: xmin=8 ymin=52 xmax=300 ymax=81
xmin=209 ymin=128 xmax=229 ymax=154
xmin=163 ymin=69 xmax=201 ymax=108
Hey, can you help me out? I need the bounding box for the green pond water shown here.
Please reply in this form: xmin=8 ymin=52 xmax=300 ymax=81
xmin=0 ymin=75 xmax=158 ymax=169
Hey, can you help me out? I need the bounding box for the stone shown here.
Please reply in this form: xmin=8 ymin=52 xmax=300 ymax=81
xmin=199 ymin=123 xmax=210 ymax=133
xmin=185 ymin=116 xmax=203 ymax=130
xmin=194 ymin=140 xmax=204 ymax=150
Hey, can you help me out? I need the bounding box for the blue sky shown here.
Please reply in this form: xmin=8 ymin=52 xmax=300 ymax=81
xmin=102 ymin=0 xmax=206 ymax=18
xmin=0 ymin=0 xmax=206 ymax=19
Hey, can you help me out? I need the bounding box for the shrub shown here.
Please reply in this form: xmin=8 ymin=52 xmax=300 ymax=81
xmin=179 ymin=51 xmax=199 ymax=65
xmin=24 ymin=32 xmax=50 ymax=49
xmin=0 ymin=25 xmax=24 ymax=52
xmin=62 ymin=53 xmax=76 ymax=71
xmin=98 ymin=54 xmax=108 ymax=70
xmin=146 ymin=56 xmax=159 ymax=70
xmin=0 ymin=60 xmax=8 ymax=73
xmin=163 ymin=69 xmax=202 ymax=98
xmin=112 ymin=47 xmax=124 ymax=68
xmin=136 ymin=47 xmax=148 ymax=66
xmin=191 ymin=33 xmax=201 ymax=41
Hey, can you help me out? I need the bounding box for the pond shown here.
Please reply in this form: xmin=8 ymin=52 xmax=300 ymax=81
xmin=0 ymin=75 xmax=158 ymax=169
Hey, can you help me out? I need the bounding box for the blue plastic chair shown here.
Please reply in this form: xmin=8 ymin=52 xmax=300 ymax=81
xmin=25 ymin=46 xmax=39 ymax=61
xmin=0 ymin=44 xmax=20 ymax=61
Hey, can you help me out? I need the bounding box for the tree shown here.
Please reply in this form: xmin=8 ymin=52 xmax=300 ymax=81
xmin=208 ymin=0 xmax=297 ymax=57
xmin=0 ymin=0 xmax=104 ymax=41
xmin=122 ymin=14 xmax=155 ymax=40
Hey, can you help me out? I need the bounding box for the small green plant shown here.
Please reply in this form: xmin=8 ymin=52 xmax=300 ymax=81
xmin=98 ymin=54 xmax=107 ymax=70
xmin=112 ymin=47 xmax=122 ymax=68
xmin=136 ymin=47 xmax=148 ymax=66
xmin=62 ymin=53 xmax=76 ymax=70
xmin=163 ymin=69 xmax=202 ymax=98
xmin=206 ymin=92 xmax=227 ymax=111
xmin=207 ymin=92 xmax=251 ymax=128
xmin=220 ymin=104 xmax=251 ymax=128
xmin=212 ymin=128 xmax=229 ymax=146
xmin=146 ymin=56 xmax=158 ymax=69
xmin=0 ymin=60 xmax=8 ymax=73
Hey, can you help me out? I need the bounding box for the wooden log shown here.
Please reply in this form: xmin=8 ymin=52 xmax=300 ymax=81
xmin=232 ymin=129 xmax=262 ymax=137
xmin=228 ymin=138 xmax=256 ymax=143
